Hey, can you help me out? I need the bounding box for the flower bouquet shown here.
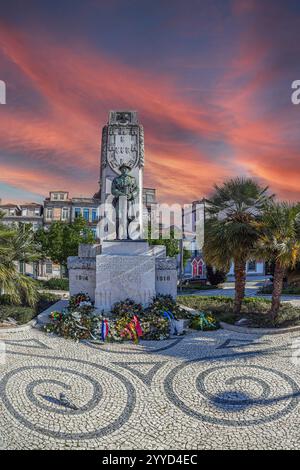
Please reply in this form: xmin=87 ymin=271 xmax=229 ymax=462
xmin=189 ymin=311 xmax=218 ymax=331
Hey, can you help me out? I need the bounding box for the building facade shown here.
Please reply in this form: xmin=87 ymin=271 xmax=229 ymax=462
xmin=182 ymin=199 xmax=267 ymax=280
xmin=43 ymin=191 xmax=100 ymax=238
xmin=0 ymin=201 xmax=43 ymax=230
xmin=0 ymin=187 xmax=157 ymax=279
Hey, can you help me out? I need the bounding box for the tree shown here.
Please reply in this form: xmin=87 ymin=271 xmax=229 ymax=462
xmin=203 ymin=177 xmax=272 ymax=315
xmin=0 ymin=217 xmax=39 ymax=306
xmin=35 ymin=216 xmax=94 ymax=275
xmin=255 ymin=202 xmax=300 ymax=322
xmin=148 ymin=228 xmax=190 ymax=265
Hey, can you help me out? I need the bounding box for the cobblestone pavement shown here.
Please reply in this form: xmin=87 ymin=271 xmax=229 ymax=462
xmin=1 ymin=327 xmax=300 ymax=449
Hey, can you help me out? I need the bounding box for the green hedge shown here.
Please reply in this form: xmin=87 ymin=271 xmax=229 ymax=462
xmin=258 ymin=284 xmax=300 ymax=295
xmin=0 ymin=305 xmax=35 ymax=325
xmin=38 ymin=278 xmax=69 ymax=291
xmin=0 ymin=292 xmax=60 ymax=325
xmin=181 ymin=284 xmax=220 ymax=291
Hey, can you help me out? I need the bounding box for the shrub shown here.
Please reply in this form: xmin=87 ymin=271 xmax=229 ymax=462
xmin=182 ymin=283 xmax=218 ymax=290
xmin=39 ymin=278 xmax=69 ymax=291
xmin=36 ymin=292 xmax=60 ymax=314
xmin=274 ymin=303 xmax=300 ymax=327
xmin=0 ymin=294 xmax=15 ymax=305
xmin=206 ymin=265 xmax=227 ymax=286
xmin=0 ymin=292 xmax=60 ymax=325
xmin=0 ymin=305 xmax=35 ymax=325
xmin=178 ymin=295 xmax=300 ymax=328
xmin=258 ymin=284 xmax=300 ymax=295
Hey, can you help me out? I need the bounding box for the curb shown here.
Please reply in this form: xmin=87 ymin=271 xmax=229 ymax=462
xmin=178 ymin=304 xmax=198 ymax=315
xmin=219 ymin=321 xmax=300 ymax=335
xmin=0 ymin=319 xmax=37 ymax=334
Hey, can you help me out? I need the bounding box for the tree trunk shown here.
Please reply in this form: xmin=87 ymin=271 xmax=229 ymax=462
xmin=270 ymin=262 xmax=285 ymax=323
xmin=234 ymin=259 xmax=247 ymax=315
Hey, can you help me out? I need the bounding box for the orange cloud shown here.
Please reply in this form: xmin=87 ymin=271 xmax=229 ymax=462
xmin=0 ymin=10 xmax=299 ymax=205
xmin=0 ymin=21 xmax=234 ymax=203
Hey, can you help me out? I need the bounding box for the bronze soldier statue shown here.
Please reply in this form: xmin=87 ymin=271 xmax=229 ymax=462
xmin=111 ymin=164 xmax=139 ymax=239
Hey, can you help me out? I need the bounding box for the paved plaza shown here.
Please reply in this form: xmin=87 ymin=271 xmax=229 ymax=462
xmin=1 ymin=327 xmax=300 ymax=450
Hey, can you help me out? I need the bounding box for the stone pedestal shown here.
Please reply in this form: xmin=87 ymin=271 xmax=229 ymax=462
xmin=68 ymin=257 xmax=96 ymax=302
xmin=68 ymin=241 xmax=178 ymax=313
xmin=94 ymin=240 xmax=156 ymax=312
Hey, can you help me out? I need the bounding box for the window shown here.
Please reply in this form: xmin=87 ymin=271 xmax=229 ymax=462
xmin=83 ymin=208 xmax=89 ymax=221
xmin=248 ymin=260 xmax=257 ymax=272
xmin=59 ymin=193 xmax=64 ymax=200
xmin=45 ymin=262 xmax=52 ymax=274
xmin=46 ymin=208 xmax=53 ymax=220
xmin=74 ymin=208 xmax=81 ymax=218
xmin=192 ymin=258 xmax=204 ymax=277
xmin=92 ymin=208 xmax=97 ymax=222
xmin=22 ymin=208 xmax=27 ymax=216
xmin=91 ymin=228 xmax=97 ymax=239
xmin=19 ymin=261 xmax=25 ymax=274
xmin=34 ymin=208 xmax=40 ymax=216
xmin=61 ymin=207 xmax=69 ymax=221
xmin=53 ymin=193 xmax=58 ymax=200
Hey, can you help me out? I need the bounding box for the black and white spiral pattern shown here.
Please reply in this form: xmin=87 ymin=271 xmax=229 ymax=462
xmin=0 ymin=359 xmax=135 ymax=439
xmin=164 ymin=362 xmax=300 ymax=426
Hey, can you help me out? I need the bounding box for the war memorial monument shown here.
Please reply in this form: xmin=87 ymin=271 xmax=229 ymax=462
xmin=68 ymin=111 xmax=177 ymax=311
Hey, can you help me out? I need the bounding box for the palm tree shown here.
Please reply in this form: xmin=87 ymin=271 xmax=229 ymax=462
xmin=0 ymin=216 xmax=40 ymax=306
xmin=203 ymin=177 xmax=272 ymax=315
xmin=255 ymin=202 xmax=300 ymax=322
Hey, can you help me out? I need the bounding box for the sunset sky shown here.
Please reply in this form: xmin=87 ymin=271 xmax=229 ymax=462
xmin=0 ymin=0 xmax=300 ymax=204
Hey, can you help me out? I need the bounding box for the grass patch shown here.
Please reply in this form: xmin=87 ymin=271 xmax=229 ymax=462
xmin=178 ymin=295 xmax=300 ymax=328
xmin=0 ymin=292 xmax=60 ymax=325
xmin=258 ymin=284 xmax=300 ymax=295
